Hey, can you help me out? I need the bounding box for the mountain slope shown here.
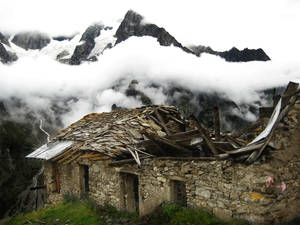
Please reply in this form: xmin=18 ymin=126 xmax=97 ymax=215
xmin=0 ymin=10 xmax=271 ymax=65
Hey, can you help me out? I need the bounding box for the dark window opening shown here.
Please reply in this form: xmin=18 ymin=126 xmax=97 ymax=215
xmin=83 ymin=165 xmax=89 ymax=192
xmin=120 ymin=173 xmax=139 ymax=212
xmin=171 ymin=180 xmax=187 ymax=206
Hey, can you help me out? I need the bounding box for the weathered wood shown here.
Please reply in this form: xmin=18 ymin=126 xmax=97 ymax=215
xmin=56 ymin=150 xmax=77 ymax=164
xmin=225 ymin=135 xmax=245 ymax=148
xmin=89 ymin=156 xmax=111 ymax=161
xmin=154 ymin=109 xmax=171 ymax=135
xmin=281 ymin=81 xmax=299 ymax=108
xmin=63 ymin=152 xmax=84 ymax=165
xmin=51 ymin=149 xmax=74 ymax=162
xmin=156 ymin=156 xmax=216 ymax=161
xmin=109 ymin=157 xmax=150 ymax=166
xmin=143 ymin=131 xmax=192 ymax=154
xmin=246 ymin=98 xmax=295 ymax=163
xmin=55 ymin=163 xmax=60 ymax=193
xmin=226 ymin=142 xmax=264 ymax=155
xmin=165 ymin=130 xmax=200 ymax=141
xmin=167 ymin=115 xmax=185 ymax=125
xmin=191 ymin=115 xmax=218 ymax=155
xmin=80 ymin=153 xmax=105 ymax=159
xmin=214 ymin=106 xmax=221 ymax=140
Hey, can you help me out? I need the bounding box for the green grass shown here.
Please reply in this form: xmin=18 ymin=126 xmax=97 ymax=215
xmin=3 ymin=201 xmax=101 ymax=225
xmin=143 ymin=203 xmax=249 ymax=225
xmin=4 ymin=200 xmax=298 ymax=225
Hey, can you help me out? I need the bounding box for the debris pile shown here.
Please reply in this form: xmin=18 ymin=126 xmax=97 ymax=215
xmin=27 ymin=82 xmax=300 ymax=167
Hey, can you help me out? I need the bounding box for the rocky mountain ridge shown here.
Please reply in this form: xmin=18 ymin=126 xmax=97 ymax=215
xmin=0 ymin=10 xmax=270 ymax=65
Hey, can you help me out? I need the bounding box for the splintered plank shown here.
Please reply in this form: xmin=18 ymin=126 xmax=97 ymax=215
xmin=191 ymin=115 xmax=218 ymax=155
xmin=142 ymin=130 xmax=192 ymax=154
xmin=154 ymin=109 xmax=171 ymax=135
xmin=225 ymin=135 xmax=246 ymax=148
xmin=165 ymin=130 xmax=200 ymax=142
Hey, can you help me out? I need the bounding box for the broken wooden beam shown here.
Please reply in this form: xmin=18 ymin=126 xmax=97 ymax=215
xmin=156 ymin=156 xmax=216 ymax=161
xmin=154 ymin=109 xmax=171 ymax=135
xmin=214 ymin=106 xmax=221 ymax=140
xmin=142 ymin=130 xmax=192 ymax=154
xmin=191 ymin=115 xmax=218 ymax=155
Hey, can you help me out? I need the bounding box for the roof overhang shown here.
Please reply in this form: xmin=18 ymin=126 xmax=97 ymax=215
xmin=26 ymin=141 xmax=74 ymax=160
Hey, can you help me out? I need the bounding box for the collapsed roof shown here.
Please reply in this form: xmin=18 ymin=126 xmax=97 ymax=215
xmin=26 ymin=82 xmax=300 ymax=166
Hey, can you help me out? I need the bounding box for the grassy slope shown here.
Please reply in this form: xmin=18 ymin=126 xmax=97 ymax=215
xmin=3 ymin=197 xmax=300 ymax=225
xmin=3 ymin=199 xmax=249 ymax=225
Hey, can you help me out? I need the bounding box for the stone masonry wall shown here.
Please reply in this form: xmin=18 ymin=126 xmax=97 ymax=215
xmin=44 ymin=155 xmax=299 ymax=225
xmin=118 ymin=157 xmax=299 ymax=225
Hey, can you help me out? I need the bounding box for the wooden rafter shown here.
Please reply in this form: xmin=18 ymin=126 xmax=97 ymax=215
xmin=80 ymin=153 xmax=105 ymax=159
xmin=51 ymin=149 xmax=74 ymax=162
xmin=57 ymin=150 xmax=78 ymax=164
xmin=63 ymin=152 xmax=84 ymax=165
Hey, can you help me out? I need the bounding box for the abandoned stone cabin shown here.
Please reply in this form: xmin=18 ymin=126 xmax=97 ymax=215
xmin=27 ymin=82 xmax=300 ymax=225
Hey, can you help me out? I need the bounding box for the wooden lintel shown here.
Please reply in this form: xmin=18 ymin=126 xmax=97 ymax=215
xmin=89 ymin=156 xmax=111 ymax=161
xmin=80 ymin=153 xmax=105 ymax=159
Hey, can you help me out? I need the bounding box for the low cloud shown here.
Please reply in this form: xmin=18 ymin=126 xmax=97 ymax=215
xmin=0 ymin=36 xmax=300 ymax=127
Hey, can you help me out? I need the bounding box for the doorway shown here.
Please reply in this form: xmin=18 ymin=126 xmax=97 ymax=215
xmin=80 ymin=165 xmax=89 ymax=193
xmin=120 ymin=172 xmax=139 ymax=212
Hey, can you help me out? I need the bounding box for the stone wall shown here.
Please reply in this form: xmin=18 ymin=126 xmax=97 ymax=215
xmin=44 ymin=154 xmax=299 ymax=225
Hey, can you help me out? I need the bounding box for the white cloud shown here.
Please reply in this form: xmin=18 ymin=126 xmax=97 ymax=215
xmin=1 ymin=36 xmax=300 ymax=126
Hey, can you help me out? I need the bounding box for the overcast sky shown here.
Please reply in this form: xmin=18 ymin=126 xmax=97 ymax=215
xmin=1 ymin=0 xmax=300 ymax=58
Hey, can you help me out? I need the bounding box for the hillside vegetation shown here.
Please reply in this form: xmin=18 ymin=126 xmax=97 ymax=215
xmin=3 ymin=195 xmax=250 ymax=225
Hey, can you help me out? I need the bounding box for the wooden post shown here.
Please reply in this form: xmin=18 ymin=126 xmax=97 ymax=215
xmin=214 ymin=106 xmax=220 ymax=140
